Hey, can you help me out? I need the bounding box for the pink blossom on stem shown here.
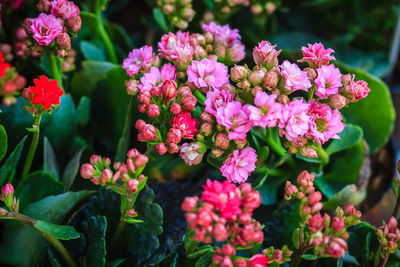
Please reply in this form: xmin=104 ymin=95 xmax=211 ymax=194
xmin=187 ymin=58 xmax=229 ymax=90
xmin=179 ymin=142 xmax=206 ymax=166
xmin=202 ymin=22 xmax=241 ymax=46
xmin=326 ymin=238 xmax=347 ymax=258
xmin=138 ymin=64 xmax=177 ymax=92
xmin=29 ymin=13 xmax=63 ymax=46
xmin=314 ymin=64 xmax=342 ymax=99
xmin=158 ymin=31 xmax=190 ymax=60
xmin=171 ymin=111 xmax=198 ymax=139
xmin=244 ymin=91 xmax=282 ymax=128
xmin=220 ymin=147 xmax=257 ymax=183
xmin=204 ymin=89 xmax=234 ymax=116
xmin=280 ymin=60 xmax=312 ymax=92
xmin=279 ymin=98 xmax=311 ymax=142
xmin=253 ymin=40 xmax=281 ymax=68
xmin=216 ymin=101 xmax=252 ymax=140
xmin=298 ymin=43 xmax=335 ymax=68
xmin=122 ymin=45 xmax=154 ymax=76
xmin=50 ymin=0 xmax=80 ymax=20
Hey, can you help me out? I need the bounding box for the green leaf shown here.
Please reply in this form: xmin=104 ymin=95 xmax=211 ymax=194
xmin=0 ymin=190 xmax=94 ymax=265
xmin=106 ymin=259 xmax=125 ymax=267
xmin=77 ymin=96 xmax=91 ymax=127
xmin=0 ymin=125 xmax=7 ymax=162
xmin=80 ymin=41 xmax=105 ymax=61
xmin=124 ymin=217 xmax=144 ymax=224
xmin=153 ymin=8 xmax=168 ymax=32
xmin=44 ymin=137 xmax=59 ymax=180
xmin=195 ymin=251 xmax=215 ymax=267
xmin=301 ymin=254 xmax=318 ymax=260
xmin=337 ymin=63 xmax=395 ymax=153
xmin=71 ymin=60 xmax=116 ymax=99
xmin=34 ymin=220 xmax=80 ymax=240
xmin=48 ymin=249 xmax=61 ymax=267
xmin=81 ymin=216 xmax=107 ymax=267
xmin=322 ymin=184 xmax=366 ymax=210
xmin=258 ymin=146 xmax=270 ymax=161
xmin=0 ymin=135 xmax=27 ymax=186
xmin=326 ymin=124 xmax=363 ymax=155
xmin=292 ymin=228 xmax=300 ymax=249
xmin=258 ymin=177 xmax=285 ymax=205
xmin=62 ymin=146 xmax=86 ymax=191
xmin=348 ymin=222 xmax=378 ymax=264
xmin=15 ymin=171 xmax=64 ymax=209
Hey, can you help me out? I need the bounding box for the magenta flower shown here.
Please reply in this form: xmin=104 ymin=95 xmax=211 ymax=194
xmin=204 ymin=89 xmax=234 ymax=116
xmin=51 ymin=0 xmax=80 ymax=20
xmin=279 ymin=98 xmax=311 ymax=142
xmin=220 ymin=147 xmax=257 ymax=183
xmin=298 ymin=43 xmax=335 ymax=67
xmin=308 ymin=100 xmax=345 ymax=144
xmin=122 ymin=45 xmax=154 ymax=76
xmin=29 ymin=13 xmax=63 ymax=46
xmin=253 ymin=41 xmax=281 ymax=68
xmin=216 ymin=101 xmax=252 ymax=140
xmin=314 ymin=64 xmax=342 ymax=99
xmin=280 ymin=60 xmax=312 ymax=92
xmin=158 ymin=31 xmax=190 ymax=60
xmin=244 ymin=91 xmax=282 ymax=128
xmin=138 ymin=63 xmax=177 ymax=92
xmin=202 ymin=22 xmax=241 ymax=46
xmin=187 ymin=58 xmax=229 ymax=90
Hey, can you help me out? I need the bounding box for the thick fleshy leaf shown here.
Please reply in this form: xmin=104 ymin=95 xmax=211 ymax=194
xmin=15 ymin=171 xmax=64 ymax=209
xmin=348 ymin=222 xmax=379 ymax=264
xmin=258 ymin=177 xmax=285 ymax=205
xmin=153 ymin=8 xmax=168 ymax=32
xmin=80 ymin=41 xmax=105 ymax=61
xmin=322 ymin=184 xmax=366 ymax=210
xmin=43 ymin=137 xmax=59 ymax=180
xmin=0 ymin=135 xmax=27 ymax=186
xmin=82 ymin=216 xmax=107 ymax=267
xmin=326 ymin=124 xmax=363 ymax=155
xmin=337 ymin=63 xmax=395 ymax=153
xmin=195 ymin=251 xmax=214 ymax=267
xmin=76 ymin=96 xmax=91 ymax=127
xmin=0 ymin=190 xmax=94 ymax=265
xmin=62 ymin=146 xmax=86 ymax=191
xmin=33 ymin=220 xmax=80 ymax=240
xmin=0 ymin=125 xmax=7 ymax=162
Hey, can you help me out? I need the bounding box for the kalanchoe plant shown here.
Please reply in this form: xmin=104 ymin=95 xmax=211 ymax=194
xmin=0 ymin=51 xmax=26 ymax=106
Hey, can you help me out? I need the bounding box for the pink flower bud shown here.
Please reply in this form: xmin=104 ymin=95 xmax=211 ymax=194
xmin=249 ymin=69 xmax=266 ymax=86
xmin=125 ymin=79 xmax=139 ymax=95
xmin=138 ymin=104 xmax=147 ymax=113
xmin=243 ymin=190 xmax=262 ymax=211
xmin=169 ymin=143 xmax=180 ymax=153
xmin=387 ymin=216 xmax=398 ymax=232
xmin=147 ymin=104 xmax=160 ymax=117
xmin=221 ymin=244 xmax=236 ymax=256
xmin=181 ymin=94 xmax=197 ymax=111
xmin=127 ymin=209 xmax=136 ymax=216
xmin=138 ymin=124 xmax=157 ymax=141
xmin=230 ymin=65 xmax=248 ymax=82
xmin=249 ymin=254 xmax=269 ymax=267
xmin=101 ymin=168 xmax=113 ymax=184
xmin=161 ymin=80 xmax=177 ymax=103
xmin=127 ymin=148 xmax=140 ymax=158
xmin=344 ymin=204 xmax=356 ymax=216
xmin=127 ymin=179 xmax=139 ymax=192
xmin=127 ymin=158 xmax=136 ymax=173
xmin=37 ymin=0 xmax=51 ymax=12
xmin=239 ymin=183 xmax=252 ymax=195
xmin=200 ymin=112 xmax=214 ymax=123
xmin=311 ymin=202 xmax=323 ymax=213
xmin=329 ymin=94 xmax=347 ymax=109
xmin=67 ymin=16 xmax=82 ymax=32
xmin=90 ymin=155 xmax=101 ymax=165
xmin=308 ymin=214 xmax=324 ymax=232
xmin=2 ymin=81 xmax=17 ymax=94
xmin=134 ymin=154 xmax=148 ymax=168
xmin=1 ymin=184 xmax=14 ymax=199
xmin=80 ymin=163 xmax=94 ymax=179
xmin=134 ymin=120 xmax=146 ymax=131
xmin=167 ymin=128 xmax=182 ymax=144
xmin=263 ymin=70 xmax=279 ymax=88
xmin=178 ymin=86 xmax=192 ymax=97
xmin=213 ymin=223 xmax=228 ymax=241
xmin=56 ymin=33 xmax=71 ymax=50
xmin=181 ymin=196 xmax=198 ymax=211
xmin=156 ymin=143 xmax=168 ymax=155
xmin=15 ymin=75 xmax=26 ymax=89
xmin=239 ymin=213 xmax=252 ymax=224
xmin=112 ymin=171 xmax=120 ymax=183
xmin=215 ymin=133 xmax=230 ymax=150
xmin=16 ymin=28 xmax=28 ymax=41
xmin=308 ymin=191 xmax=322 ymax=206
xmin=138 ymin=91 xmax=151 ymax=105
xmin=235 ymin=259 xmax=247 ymax=267
xmin=170 ymin=103 xmax=182 ymax=115
xmin=253 ymin=41 xmax=281 ymax=69
xmin=22 ymin=87 xmax=32 ymax=100
xmin=301 ymin=147 xmax=318 ymax=159
xmin=266 ymin=2 xmax=276 ymax=14
xmin=326 ymin=238 xmax=347 ymax=258
xmin=332 ymin=216 xmax=345 ymax=232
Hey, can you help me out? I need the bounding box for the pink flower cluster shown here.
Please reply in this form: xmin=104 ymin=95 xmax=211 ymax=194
xmin=80 ymin=148 xmax=148 ymax=193
xmin=24 ymin=0 xmax=81 ymax=56
xmin=220 ymin=147 xmax=257 ymax=183
xmin=182 ymin=180 xmax=264 ymax=266
xmin=285 ymin=171 xmax=362 ymax=258
xmin=123 ymin=45 xmax=155 ymax=76
xmin=376 ymin=216 xmax=400 ymax=256
xmin=0 ymin=51 xmax=26 ymax=106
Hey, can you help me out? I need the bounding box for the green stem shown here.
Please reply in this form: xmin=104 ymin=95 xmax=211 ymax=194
xmin=265 ymin=128 xmax=286 ymax=157
xmin=22 ymin=114 xmax=42 ymax=177
xmin=43 ymin=233 xmax=78 ymax=267
xmin=316 ymin=144 xmax=329 ymax=165
xmin=378 ymin=254 xmax=389 ymax=267
xmin=392 ymin=188 xmax=400 ymax=217
xmin=115 ymin=96 xmax=134 ymax=162
xmin=94 ymin=0 xmax=118 ymax=64
xmin=48 ymin=53 xmax=64 ymax=90
xmin=110 ymin=220 xmax=126 ymax=247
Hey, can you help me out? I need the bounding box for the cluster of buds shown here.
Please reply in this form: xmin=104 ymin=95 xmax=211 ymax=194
xmin=213 ymin=246 xmax=270 ymax=267
xmin=0 ymin=184 xmax=18 ymax=215
xmin=182 ymin=180 xmax=265 ymax=266
xmin=285 ymin=170 xmax=361 ymax=259
xmin=14 ymin=27 xmax=42 ymax=58
xmin=23 ymin=0 xmax=81 ymax=57
xmin=250 ymin=0 xmax=279 ymax=16
xmin=155 ymin=0 xmax=195 ymax=30
xmin=376 ymin=216 xmax=400 ymax=256
xmin=62 ymin=49 xmax=76 ymax=72
xmin=263 ymin=246 xmax=292 ymax=265
xmin=80 ymin=148 xmax=148 ymax=193
xmin=0 ymin=51 xmax=26 ymax=106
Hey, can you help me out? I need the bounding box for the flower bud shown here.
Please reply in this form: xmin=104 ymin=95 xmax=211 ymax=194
xmin=304 ymin=67 xmax=317 ymax=81
xmin=387 ymin=216 xmax=398 ymax=232
xmin=127 ymin=179 xmax=139 ymax=192
xmin=15 ymin=28 xmax=28 ymax=41
xmin=200 ymin=123 xmax=213 ymax=136
xmin=56 ymin=33 xmax=71 ymax=50
xmin=235 ymin=259 xmax=247 ymax=267
xmin=263 ymin=70 xmax=279 ymax=88
xmin=308 ymin=214 xmax=324 ymax=232
xmin=215 ymin=133 xmax=230 ymax=150
xmin=138 ymin=124 xmax=157 ymax=141
xmin=90 ymin=155 xmax=101 ymax=165
xmin=37 ymin=0 xmax=51 ymax=12
xmin=156 ymin=143 xmax=168 ymax=155
xmin=265 ymin=2 xmax=277 ymax=14
xmin=80 ymin=163 xmax=94 ymax=179
xmin=308 ymin=191 xmax=322 ymax=206
xmin=101 ymin=168 xmax=113 ymax=184
xmin=161 ymin=80 xmax=177 ymax=102
xmin=200 ymin=112 xmax=214 ymax=123
xmin=134 ymin=154 xmax=149 ymax=168
xmin=168 ymin=142 xmax=180 ymax=153
xmin=329 ymin=94 xmax=347 ymax=109
xmin=170 ymin=103 xmax=182 ymax=115
xmin=15 ymin=75 xmax=26 ymax=89
xmin=127 ymin=209 xmax=136 ymax=216
xmin=1 ymin=183 xmax=14 ymax=202
xmin=221 ymin=244 xmax=236 ymax=256
xmin=213 ymin=223 xmax=228 ymax=241
xmin=332 ymin=216 xmax=345 ymax=232
xmin=181 ymin=196 xmax=198 ymax=211
xmin=134 ymin=119 xmax=146 ymax=131
xmin=167 ymin=128 xmax=182 ymax=144
xmin=230 ymin=65 xmax=248 ymax=82
xmin=181 ymin=94 xmax=197 ymax=111
xmin=125 ymin=79 xmax=139 ymax=95
xmin=127 ymin=158 xmax=136 ymax=173
xmin=249 ymin=69 xmax=266 ymax=86
xmin=138 ymin=91 xmax=151 ymax=105
xmin=68 ymin=16 xmax=82 ymax=32
xmin=243 ymin=190 xmax=262 ymax=211
xmin=147 ymin=104 xmax=160 ymax=117
xmin=344 ymin=204 xmax=356 ymax=216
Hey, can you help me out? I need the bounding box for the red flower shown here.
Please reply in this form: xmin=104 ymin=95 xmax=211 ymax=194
xmin=0 ymin=52 xmax=11 ymax=78
xmin=249 ymin=254 xmax=269 ymax=267
xmin=171 ymin=111 xmax=198 ymax=139
xmin=28 ymin=75 xmax=64 ymax=110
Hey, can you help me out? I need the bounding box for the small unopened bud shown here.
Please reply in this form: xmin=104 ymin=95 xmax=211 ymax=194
xmin=251 ymin=4 xmax=263 ymax=15
xmin=80 ymin=163 xmax=94 ymax=179
xmin=213 ymin=223 xmax=228 ymax=241
xmin=127 ymin=209 xmax=136 ymax=216
xmin=147 ymin=104 xmax=160 ymax=117
xmin=329 ymin=94 xmax=347 ymax=109
xmin=156 ymin=143 xmax=168 ymax=155
xmin=181 ymin=196 xmax=198 ymax=211
xmin=200 ymin=112 xmax=214 ymax=123
xmin=215 ymin=133 xmax=229 ymax=150
xmin=101 ymin=169 xmax=113 ymax=184
xmin=1 ymin=183 xmax=14 ymax=207
xmin=161 ymin=80 xmax=177 ymax=102
xmin=263 ymin=70 xmax=279 ymax=88
xmin=332 ymin=216 xmax=345 ymax=232
xmin=37 ymin=0 xmax=51 ymax=12
xmin=170 ymin=103 xmax=182 ymax=115
xmin=249 ymin=69 xmax=266 ymax=86
xmin=138 ymin=124 xmax=157 ymax=141
xmin=125 ymin=79 xmax=139 ymax=95
xmin=230 ymin=65 xmax=248 ymax=82
xmin=167 ymin=128 xmax=182 ymax=144
xmin=90 ymin=155 xmax=101 ymax=165
xmin=15 ymin=76 xmax=26 ymax=89
xmin=127 ymin=179 xmax=139 ymax=192
xmin=68 ymin=16 xmax=82 ymax=32
xmin=265 ymin=2 xmax=276 ymax=14
xmin=56 ymin=33 xmax=71 ymax=50
xmin=135 ymin=119 xmax=146 ymax=131
xmin=304 ymin=67 xmax=317 ymax=81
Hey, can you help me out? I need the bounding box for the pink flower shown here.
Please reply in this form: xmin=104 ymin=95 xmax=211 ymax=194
xmin=253 ymin=41 xmax=281 ymax=68
xmin=187 ymin=58 xmax=229 ymax=90
xmin=298 ymin=43 xmax=335 ymax=67
xmin=29 ymin=13 xmax=63 ymax=46
xmin=228 ymin=43 xmax=246 ymax=63
xmin=308 ymin=213 xmax=324 ymax=232
xmin=122 ymin=45 xmax=154 ymax=76
xmin=216 ymin=101 xmax=252 ymax=140
xmin=180 ymin=142 xmax=206 ymax=166
xmin=220 ymin=147 xmax=257 ymax=183
xmin=279 ymin=99 xmax=311 ymax=142
xmin=280 ymin=60 xmax=312 ymax=92
xmin=342 ymin=74 xmax=370 ymax=101
xmin=158 ymin=31 xmax=190 ymax=60
xmin=204 ymin=89 xmax=234 ymax=116
xmin=138 ymin=64 xmax=177 ymax=92
xmin=201 ymin=179 xmax=242 ymax=219
xmin=175 ymin=43 xmax=193 ymax=65
xmin=308 ymin=100 xmax=344 ymax=144
xmin=50 ymin=0 xmax=80 ymax=20
xmin=202 ymin=22 xmax=241 ymax=46
xmin=249 ymin=254 xmax=269 ymax=267
xmin=244 ymin=91 xmax=282 ymax=128
xmin=314 ymin=64 xmax=342 ymax=99
xmin=171 ymin=111 xmax=198 ymax=139
xmin=326 ymin=238 xmax=347 ymax=258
